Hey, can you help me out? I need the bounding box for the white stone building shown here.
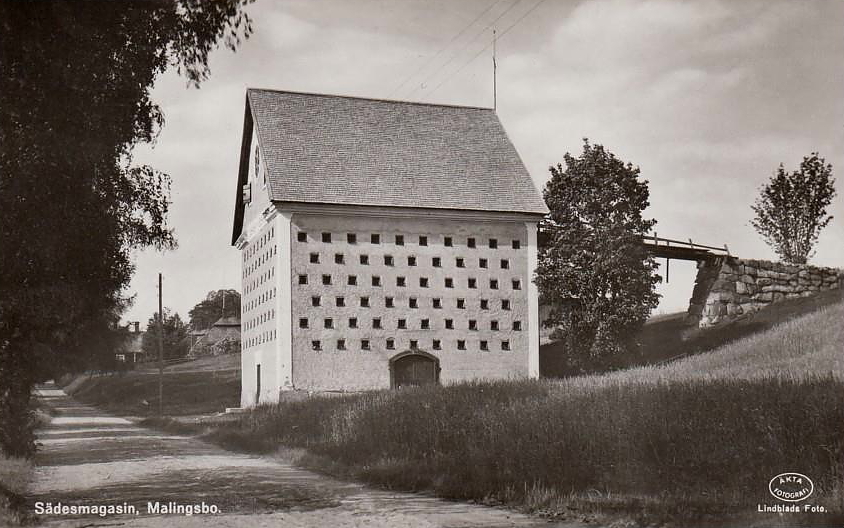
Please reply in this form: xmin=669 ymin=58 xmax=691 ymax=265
xmin=232 ymin=89 xmax=548 ymax=407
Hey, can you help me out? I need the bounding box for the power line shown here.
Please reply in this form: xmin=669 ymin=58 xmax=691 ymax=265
xmin=387 ymin=0 xmax=506 ymax=99
xmin=424 ymin=0 xmax=551 ymax=101
xmin=405 ymin=0 xmax=524 ymax=100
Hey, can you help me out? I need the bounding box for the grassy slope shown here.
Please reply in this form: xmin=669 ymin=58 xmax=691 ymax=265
xmin=195 ymin=301 xmax=844 ymax=526
xmin=65 ymin=361 xmax=240 ymax=416
xmin=541 ymin=287 xmax=843 ymax=377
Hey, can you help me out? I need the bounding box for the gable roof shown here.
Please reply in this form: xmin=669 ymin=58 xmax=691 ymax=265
xmin=232 ymin=89 xmax=548 ymax=244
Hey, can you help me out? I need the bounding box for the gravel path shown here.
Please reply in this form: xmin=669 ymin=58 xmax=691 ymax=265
xmin=31 ymin=383 xmax=589 ymax=528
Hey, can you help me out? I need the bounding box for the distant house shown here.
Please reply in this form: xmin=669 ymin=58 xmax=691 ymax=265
xmin=116 ymin=321 xmax=145 ymax=364
xmin=188 ymin=316 xmax=241 ymax=357
xmin=231 ymin=89 xmax=548 ymax=407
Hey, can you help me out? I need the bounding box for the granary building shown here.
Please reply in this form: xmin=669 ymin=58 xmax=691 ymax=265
xmin=232 ymin=89 xmax=548 ymax=407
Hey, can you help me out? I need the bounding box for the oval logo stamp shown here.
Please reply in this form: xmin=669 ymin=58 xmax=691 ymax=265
xmin=769 ymin=473 xmax=814 ymax=502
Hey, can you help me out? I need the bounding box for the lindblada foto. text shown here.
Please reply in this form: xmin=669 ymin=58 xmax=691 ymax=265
xmin=757 ymin=504 xmax=827 ymax=513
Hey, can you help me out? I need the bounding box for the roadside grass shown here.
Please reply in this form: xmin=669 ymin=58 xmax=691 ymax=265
xmin=63 ymin=368 xmax=240 ymax=416
xmin=193 ymin=301 xmax=844 ymax=525
xmin=0 ymin=455 xmax=33 ymax=526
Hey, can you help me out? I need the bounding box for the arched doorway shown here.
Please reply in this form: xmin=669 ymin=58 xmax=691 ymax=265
xmin=389 ymin=350 xmax=440 ymax=389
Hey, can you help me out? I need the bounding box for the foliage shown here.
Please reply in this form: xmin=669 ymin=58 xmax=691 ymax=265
xmin=141 ymin=310 xmax=189 ymax=361
xmin=535 ymin=140 xmax=661 ymax=371
xmin=188 ymin=290 xmax=241 ymax=330
xmin=0 ymin=1 xmax=252 ymax=457
xmin=751 ymin=153 xmax=836 ymax=264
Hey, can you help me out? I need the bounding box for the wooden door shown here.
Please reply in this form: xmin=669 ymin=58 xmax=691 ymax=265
xmin=392 ymin=354 xmax=438 ymax=388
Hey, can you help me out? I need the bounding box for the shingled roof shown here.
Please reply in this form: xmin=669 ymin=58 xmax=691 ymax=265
xmin=233 ymin=89 xmax=547 ymax=243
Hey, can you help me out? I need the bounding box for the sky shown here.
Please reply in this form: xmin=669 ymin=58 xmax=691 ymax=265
xmin=125 ymin=0 xmax=844 ymax=327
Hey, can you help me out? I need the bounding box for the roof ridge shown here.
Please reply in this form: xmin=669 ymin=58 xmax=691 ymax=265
xmin=247 ymin=87 xmax=494 ymax=112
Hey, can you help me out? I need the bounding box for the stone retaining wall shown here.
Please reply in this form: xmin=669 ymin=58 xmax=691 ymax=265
xmin=688 ymin=257 xmax=842 ymax=328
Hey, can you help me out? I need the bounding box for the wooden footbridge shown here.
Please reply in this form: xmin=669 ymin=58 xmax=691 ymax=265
xmin=641 ymin=235 xmax=730 ymax=282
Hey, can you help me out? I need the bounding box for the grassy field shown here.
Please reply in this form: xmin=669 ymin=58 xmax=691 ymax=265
xmin=178 ymin=301 xmax=844 ymax=526
xmin=62 ymin=360 xmax=240 ymax=416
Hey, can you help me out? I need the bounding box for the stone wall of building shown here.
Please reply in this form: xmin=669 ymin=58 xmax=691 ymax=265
xmin=288 ymin=212 xmax=535 ymax=391
xmin=688 ymin=257 xmax=842 ymax=328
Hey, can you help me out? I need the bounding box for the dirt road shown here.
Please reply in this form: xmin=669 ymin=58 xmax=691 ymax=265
xmin=30 ymin=383 xmax=588 ymax=528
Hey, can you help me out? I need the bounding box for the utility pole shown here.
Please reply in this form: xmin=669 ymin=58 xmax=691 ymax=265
xmin=493 ymin=28 xmax=497 ymax=111
xmin=157 ymin=273 xmax=164 ymax=416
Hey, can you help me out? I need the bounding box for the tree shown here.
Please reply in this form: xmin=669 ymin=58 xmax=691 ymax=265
xmin=142 ymin=310 xmax=189 ymax=361
xmin=188 ymin=290 xmax=241 ymax=330
xmin=0 ymin=2 xmax=252 ymax=457
xmin=535 ymin=140 xmax=661 ymax=372
xmin=751 ymin=153 xmax=836 ymax=265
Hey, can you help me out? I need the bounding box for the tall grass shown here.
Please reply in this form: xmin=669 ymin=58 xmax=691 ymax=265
xmin=205 ymin=302 xmax=844 ymax=522
xmin=0 ymin=455 xmax=33 ymax=526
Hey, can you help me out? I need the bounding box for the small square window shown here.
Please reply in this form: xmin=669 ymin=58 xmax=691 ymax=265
xmin=297 ymin=232 xmax=308 ymax=242
xmin=299 ymin=318 xmax=308 ymax=329
xmin=310 ymin=253 xmax=320 ymax=264
xmin=480 ymin=299 xmax=489 ymax=310
xmin=513 ymin=321 xmax=522 ymax=331
xmin=360 ymin=297 xmax=370 ymax=308
xmin=347 ymin=233 xmax=357 ymax=244
xmin=386 ymin=338 xmax=395 ymax=350
xmin=410 ymin=340 xmax=418 ymax=349
xmin=421 ymin=319 xmax=430 ymax=330
xmin=322 ymin=232 xmax=332 ymax=243
xmin=419 ymin=235 xmax=428 ymax=246
xmin=512 ymin=279 xmax=521 ymax=290
xmin=335 ymin=253 xmax=345 ymax=264
xmin=397 ymin=276 xmax=406 ymax=287
xmin=336 ymin=297 xmax=345 ymax=307
xmin=322 ymin=274 xmax=332 ymax=285
xmin=360 ymin=254 xmax=369 ymax=265
xmin=512 ymin=240 xmax=521 ymax=249
xmin=311 ymin=296 xmax=321 ymax=307
xmin=502 ymin=340 xmax=511 ymax=351
xmin=490 ymin=279 xmax=499 ymax=290
xmin=384 ymin=255 xmax=394 ymax=266
xmin=420 ymin=277 xmax=429 ymax=288
xmin=445 ymin=319 xmax=454 ymax=329
xmin=409 ymin=298 xmax=418 ymax=309
xmin=469 ymin=320 xmax=477 ymax=330
xmin=433 ymin=298 xmax=442 ymax=309
xmin=373 ymin=318 xmax=382 ymax=329
xmin=489 ymin=239 xmax=498 ymax=249
xmin=500 ymin=259 xmax=509 ymax=269
xmin=479 ymin=258 xmax=488 ymax=268
xmin=490 ymin=320 xmax=499 ymax=331
xmin=468 ymin=278 xmax=477 ymax=289
xmin=398 ymin=319 xmax=407 ymax=329
xmin=361 ymin=339 xmax=370 ymax=350
xmin=337 ymin=339 xmax=346 ymax=351
xmin=407 ymin=256 xmax=417 ymax=266
xmin=502 ymin=299 xmax=511 ymax=310
xmin=312 ymin=340 xmax=321 ymax=351
xmin=298 ymin=274 xmax=308 ymax=285
xmin=457 ymin=340 xmax=466 ymax=350
xmin=480 ymin=340 xmax=489 ymax=351
xmin=456 ymin=257 xmax=465 ymax=268
xmin=386 ymin=297 xmax=394 ymax=308
xmin=457 ymin=298 xmax=465 ymax=309
xmin=445 ymin=278 xmax=454 ymax=288
xmin=433 ymin=339 xmax=441 ymax=350
xmin=395 ymin=235 xmax=404 ymax=246
xmin=467 ymin=237 xmax=476 ymax=248
xmin=372 ymin=276 xmax=381 ymax=287
xmin=349 ymin=317 xmax=358 ymax=328
xmin=432 ymin=257 xmax=441 ymax=267
xmin=348 ymin=275 xmax=357 ymax=286
xmin=371 ymin=233 xmax=380 ymax=244
xmin=324 ymin=318 xmax=333 ymax=329
xmin=444 ymin=236 xmax=453 ymax=247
